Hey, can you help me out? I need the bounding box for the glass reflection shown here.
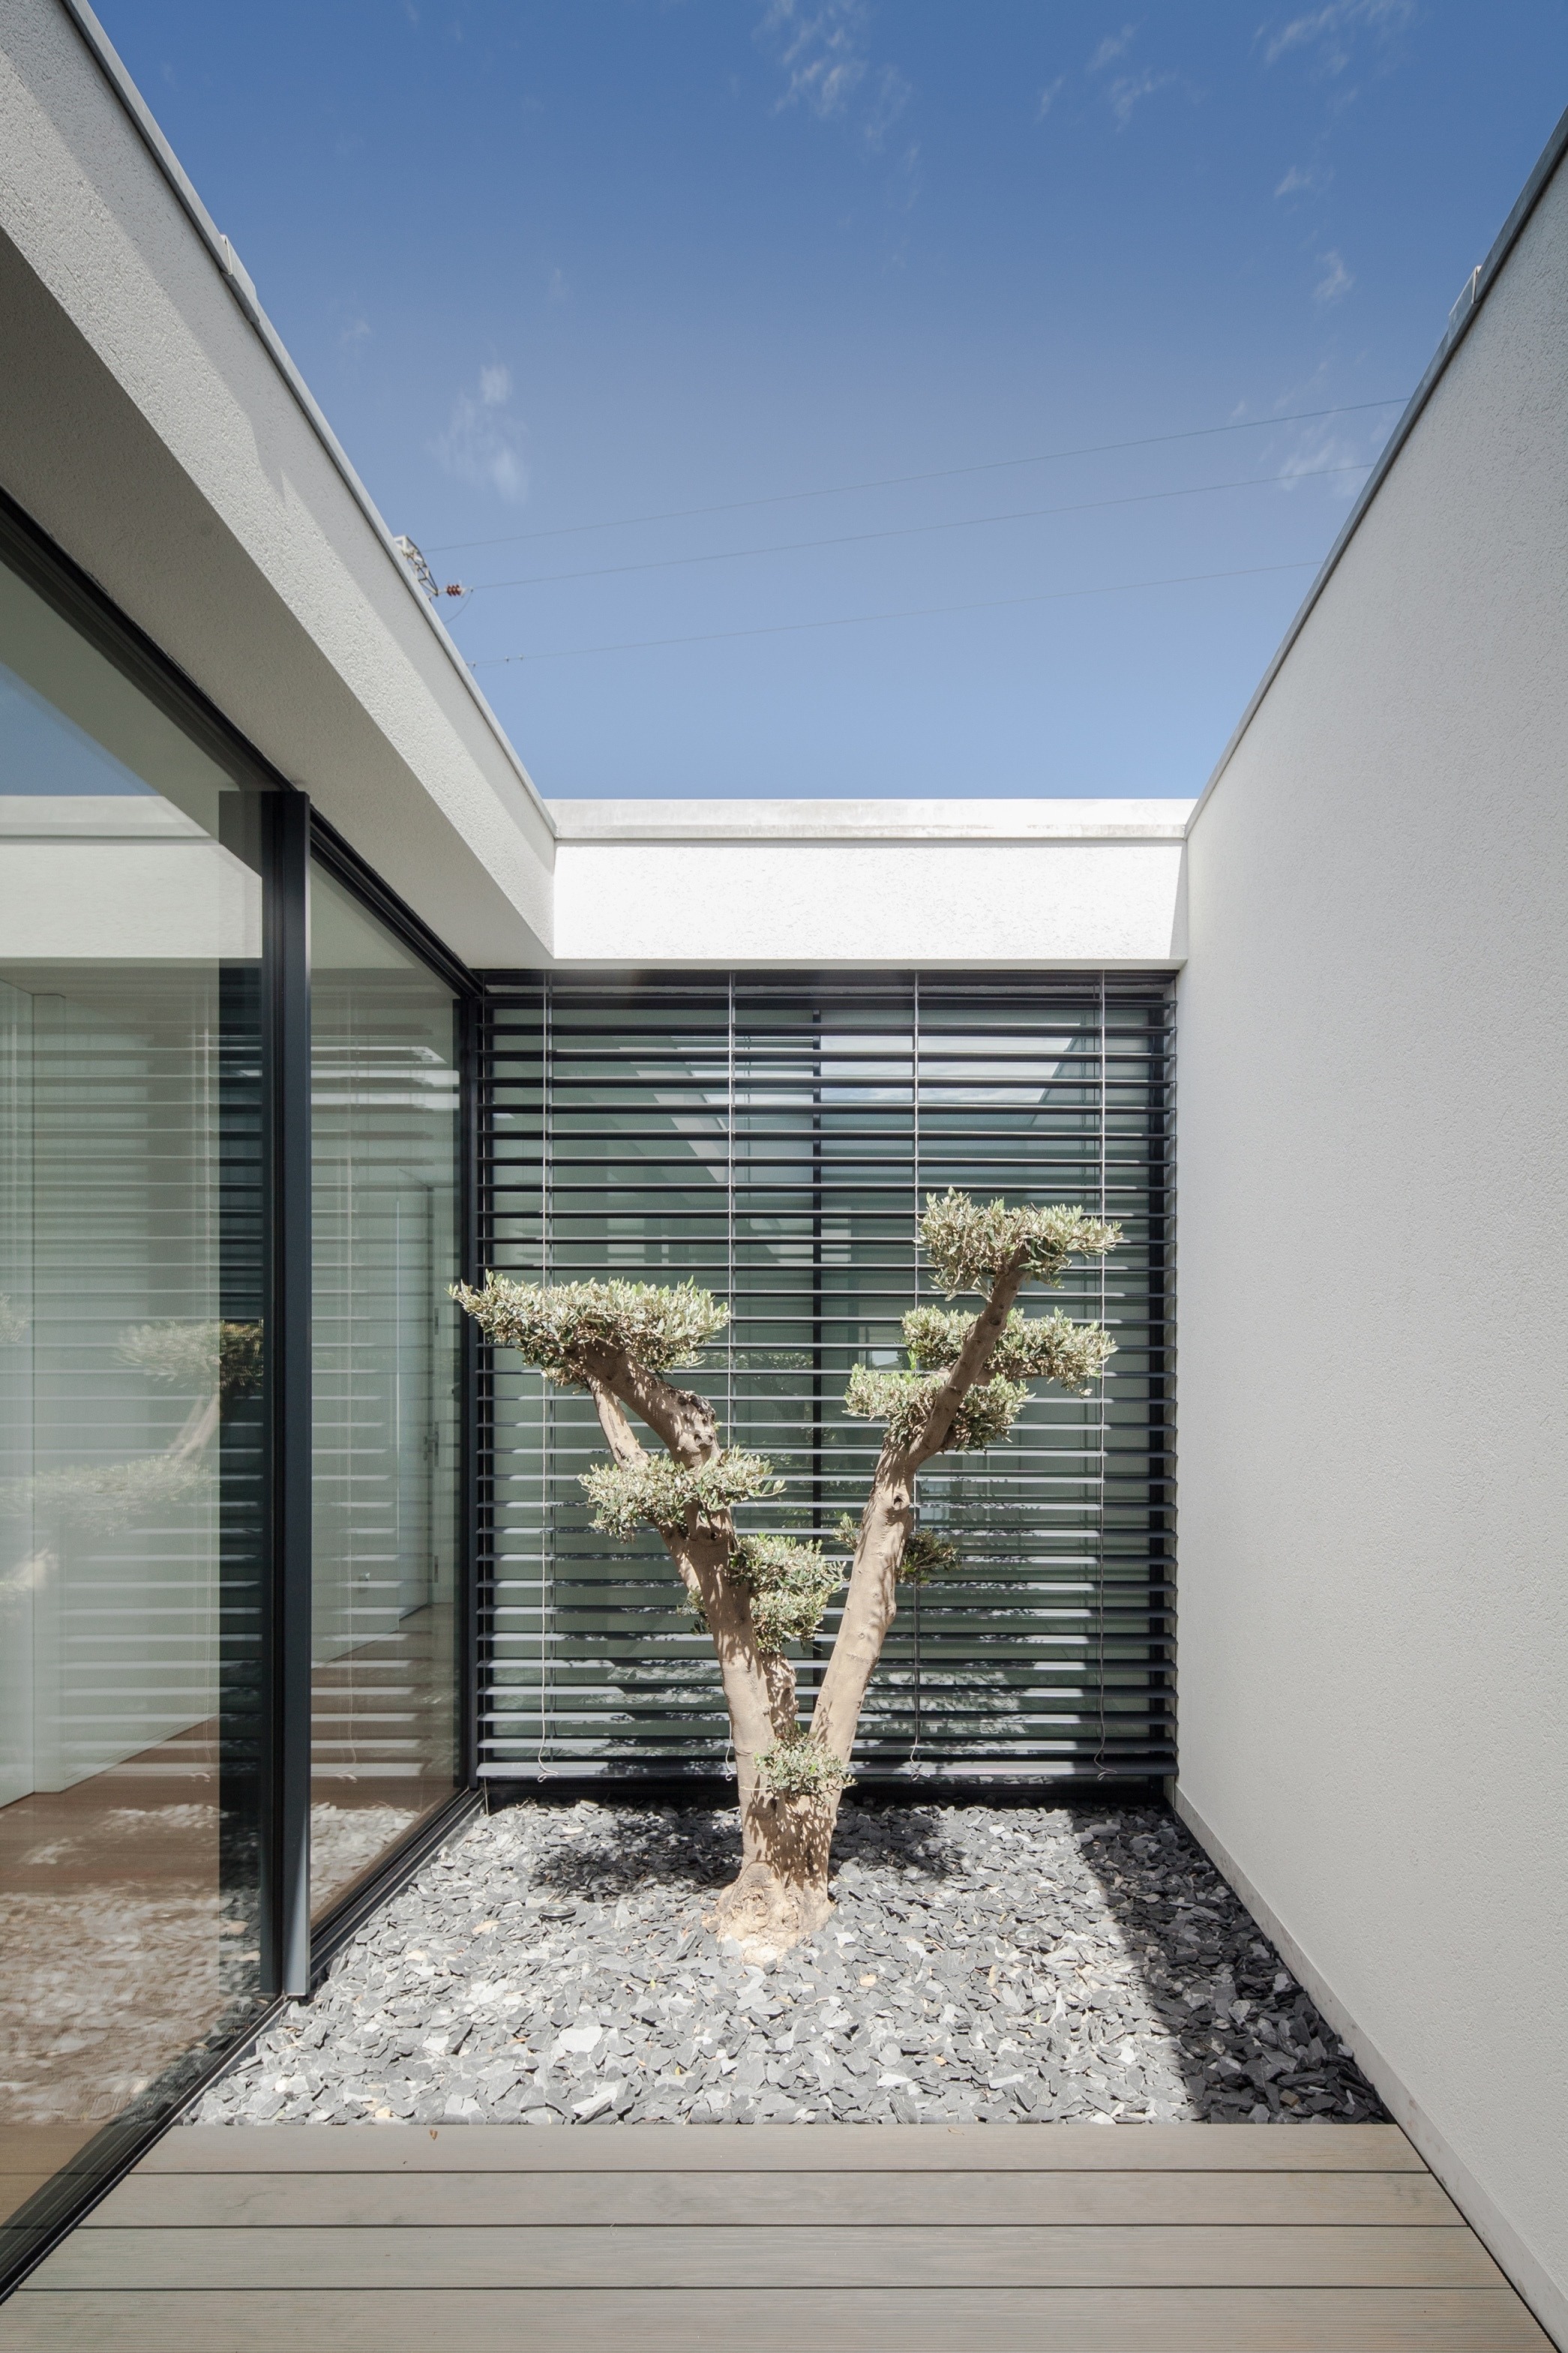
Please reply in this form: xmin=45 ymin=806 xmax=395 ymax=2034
xmin=0 ymin=550 xmax=266 ymax=2252
xmin=309 ymin=860 xmax=460 ymax=1917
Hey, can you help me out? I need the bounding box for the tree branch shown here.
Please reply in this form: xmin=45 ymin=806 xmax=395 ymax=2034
xmin=580 ymin=1344 xmax=718 ymax=1466
xmin=586 ymin=1378 xmax=646 ymax=1470
xmin=910 ymin=1245 xmax=1031 ymax=1465
xmin=814 ymin=1246 xmax=1037 ymax=1759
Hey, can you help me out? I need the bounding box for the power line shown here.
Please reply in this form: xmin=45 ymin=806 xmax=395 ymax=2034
xmin=470 ymin=558 xmax=1321 ymax=667
xmin=457 ymin=460 xmax=1369 ymax=595
xmin=426 ymin=398 xmax=1407 ymax=555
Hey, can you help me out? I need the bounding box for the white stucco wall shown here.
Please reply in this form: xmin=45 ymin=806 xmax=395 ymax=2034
xmin=550 ymin=801 xmax=1189 ymax=967
xmin=1177 ymin=143 xmax=1568 ymax=2341
xmin=0 ymin=0 xmax=554 ymax=964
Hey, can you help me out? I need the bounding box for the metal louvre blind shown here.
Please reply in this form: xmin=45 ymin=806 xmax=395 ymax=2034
xmin=475 ymin=971 xmax=1174 ymax=1782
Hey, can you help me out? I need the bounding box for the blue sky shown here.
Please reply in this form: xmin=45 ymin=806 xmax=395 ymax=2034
xmin=106 ymin=2 xmax=1568 ymax=799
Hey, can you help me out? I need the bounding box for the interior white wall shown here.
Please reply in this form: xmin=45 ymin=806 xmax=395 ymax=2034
xmin=1178 ymin=148 xmax=1568 ymax=2341
xmin=0 ymin=0 xmax=554 ymax=965
xmin=550 ymin=801 xmax=1189 ymax=967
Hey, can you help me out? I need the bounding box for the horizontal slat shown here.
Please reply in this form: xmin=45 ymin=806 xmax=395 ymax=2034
xmin=31 ymin=2223 xmax=1506 ymax=2292
xmin=140 ymin=2124 xmax=1425 ymax=2174
xmin=6 ymin=2277 xmax=1544 ymax=2353
xmin=90 ymin=2166 xmax=1462 ymax=2230
xmin=4 ymin=2286 xmax=1549 ymax=2353
xmin=477 ymin=973 xmax=1174 ymax=1779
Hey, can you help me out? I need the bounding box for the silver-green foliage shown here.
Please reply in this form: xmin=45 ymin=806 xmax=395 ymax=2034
xmin=117 ymin=1317 xmax=264 ymax=1402
xmin=0 ymin=1452 xmax=208 ymax=1532
xmin=919 ymin=1188 xmax=1120 ymax=1296
xmin=450 ymin=1272 xmax=727 ymax=1383
xmin=730 ymin=1534 xmax=843 ymax=1653
xmin=843 ymin=1362 xmax=1031 ymax=1452
xmin=903 ymin=1303 xmax=1114 ymax=1392
xmin=834 ymin=1512 xmax=960 ymax=1587
xmin=581 ymin=1448 xmax=781 ymax=1537
xmin=900 ymin=1526 xmax=961 ymax=1585
xmin=755 ymin=1730 xmax=855 ymax=1800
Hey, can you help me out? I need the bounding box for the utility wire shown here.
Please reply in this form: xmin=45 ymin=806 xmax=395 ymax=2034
xmin=470 ymin=558 xmax=1320 ymax=667
xmin=458 ymin=460 xmax=1370 ymax=595
xmin=427 ymin=398 xmax=1407 ymax=555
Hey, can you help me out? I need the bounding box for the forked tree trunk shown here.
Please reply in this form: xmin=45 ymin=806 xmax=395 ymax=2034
xmin=583 ymin=1251 xmax=1033 ymax=1961
xmin=583 ymin=1362 xmax=827 ymax=1954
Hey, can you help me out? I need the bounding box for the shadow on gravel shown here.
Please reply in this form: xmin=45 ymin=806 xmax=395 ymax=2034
xmin=489 ymin=1781 xmax=1384 ymax=2127
xmin=529 ymin=1810 xmax=737 ymax=1899
xmin=1068 ymin=1798 xmax=1384 ymax=2124
xmin=525 ymin=1789 xmax=970 ymax=1903
xmin=823 ymin=1804 xmax=970 ymax=1884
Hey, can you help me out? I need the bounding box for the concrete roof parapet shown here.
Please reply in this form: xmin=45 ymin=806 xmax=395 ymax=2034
xmin=547 ymin=797 xmax=1195 ymax=843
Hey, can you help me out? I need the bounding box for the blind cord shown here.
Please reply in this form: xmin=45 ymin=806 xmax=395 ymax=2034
xmin=537 ymin=976 xmax=554 ymax=1783
xmin=1095 ymin=975 xmax=1109 ymax=1781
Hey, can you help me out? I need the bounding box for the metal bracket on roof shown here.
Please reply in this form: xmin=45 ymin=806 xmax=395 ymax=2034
xmin=215 ymin=235 xmax=262 ymax=328
xmin=393 ymin=536 xmax=440 ymax=602
xmin=1446 ymin=265 xmax=1483 ymax=343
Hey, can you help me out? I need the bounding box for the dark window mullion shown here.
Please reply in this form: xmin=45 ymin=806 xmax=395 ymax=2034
xmin=260 ymin=792 xmax=312 ymax=1997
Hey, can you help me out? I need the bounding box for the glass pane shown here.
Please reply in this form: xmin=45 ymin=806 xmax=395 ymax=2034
xmin=309 ymin=861 xmax=460 ymax=1917
xmin=0 ymin=552 xmax=267 ymax=2262
xmin=481 ymin=976 xmax=1174 ymax=1780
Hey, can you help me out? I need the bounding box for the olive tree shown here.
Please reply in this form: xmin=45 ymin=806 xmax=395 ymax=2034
xmin=454 ymin=1188 xmax=1118 ymax=1959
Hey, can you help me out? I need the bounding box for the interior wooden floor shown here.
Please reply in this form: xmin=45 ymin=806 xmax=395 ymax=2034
xmin=0 ymin=2121 xmax=1553 ymax=2352
xmin=0 ymin=1629 xmax=451 ymax=2172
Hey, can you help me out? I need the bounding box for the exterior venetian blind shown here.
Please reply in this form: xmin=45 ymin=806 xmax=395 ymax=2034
xmin=475 ymin=971 xmax=1174 ymax=1782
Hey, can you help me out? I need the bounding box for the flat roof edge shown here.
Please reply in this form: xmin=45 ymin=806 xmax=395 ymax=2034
xmin=549 ymin=797 xmax=1194 ymax=843
xmin=1188 ymin=97 xmax=1568 ymax=834
xmin=52 ymin=0 xmax=554 ymax=839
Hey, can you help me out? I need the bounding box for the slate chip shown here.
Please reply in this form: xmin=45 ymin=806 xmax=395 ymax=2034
xmin=186 ymin=1797 xmax=1384 ymax=2130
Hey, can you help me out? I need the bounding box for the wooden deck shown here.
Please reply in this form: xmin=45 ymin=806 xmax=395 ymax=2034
xmin=1 ymin=2122 xmax=1553 ymax=2351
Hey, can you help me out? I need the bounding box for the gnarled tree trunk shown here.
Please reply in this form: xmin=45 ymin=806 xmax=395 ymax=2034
xmin=569 ymin=1242 xmax=1050 ymax=1961
xmin=584 ymin=1353 xmax=832 ymax=1956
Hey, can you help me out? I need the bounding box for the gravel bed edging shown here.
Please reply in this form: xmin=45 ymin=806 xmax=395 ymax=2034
xmin=188 ymin=1797 xmax=1384 ymax=2130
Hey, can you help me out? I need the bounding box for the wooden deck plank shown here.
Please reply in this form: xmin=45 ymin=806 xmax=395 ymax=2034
xmin=140 ymin=2121 xmax=1426 ymax=2173
xmin=85 ymin=2165 xmax=1465 ymax=2230
xmin=0 ymin=2286 xmax=1553 ymax=2353
xmin=12 ymin=2119 xmax=1549 ymax=2353
xmin=28 ymin=2221 xmax=1507 ymax=2292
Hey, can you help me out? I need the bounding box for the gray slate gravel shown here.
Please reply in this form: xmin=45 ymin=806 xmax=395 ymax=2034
xmin=188 ymin=1797 xmax=1383 ymax=2130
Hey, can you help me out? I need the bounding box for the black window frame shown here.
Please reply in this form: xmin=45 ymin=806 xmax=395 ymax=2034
xmin=0 ymin=490 xmax=483 ymax=2297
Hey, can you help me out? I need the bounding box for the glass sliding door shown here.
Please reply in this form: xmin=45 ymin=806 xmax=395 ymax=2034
xmin=0 ymin=537 xmax=269 ymax=2262
xmin=309 ymin=859 xmax=461 ymax=1917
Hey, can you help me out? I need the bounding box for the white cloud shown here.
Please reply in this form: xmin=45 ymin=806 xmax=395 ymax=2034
xmin=757 ymin=3 xmax=914 ymax=160
xmin=433 ymin=365 xmax=529 ymax=503
xmin=1036 ymin=76 xmax=1065 ymax=118
xmin=1275 ymin=161 xmax=1329 ymax=196
xmin=1264 ymin=0 xmax=1415 ymax=74
xmin=1313 ymin=249 xmax=1353 ymax=302
xmin=761 ymin=0 xmax=869 ymax=120
xmin=864 ymin=62 xmax=913 ymax=151
xmin=1083 ymin=25 xmax=1171 ymax=126
xmin=1278 ymin=421 xmax=1372 ymax=499
xmin=1089 ymin=25 xmax=1136 ymax=70
xmin=1108 ymin=67 xmax=1173 ymax=126
xmin=339 ymin=313 xmax=371 ymax=351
